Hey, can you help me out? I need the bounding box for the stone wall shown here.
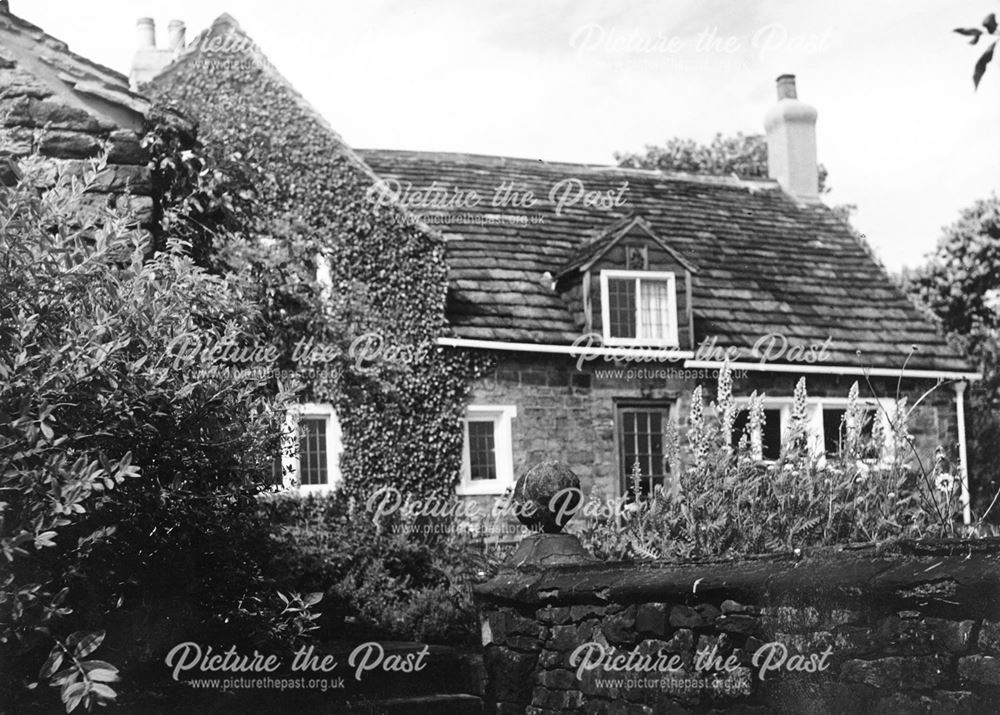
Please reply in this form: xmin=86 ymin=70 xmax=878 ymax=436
xmin=467 ymin=353 xmax=960 ymax=503
xmin=474 ymin=537 xmax=1000 ymax=714
xmin=0 ymin=20 xmax=154 ymax=225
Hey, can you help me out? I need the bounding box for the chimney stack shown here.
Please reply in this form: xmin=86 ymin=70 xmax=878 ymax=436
xmin=136 ymin=18 xmax=156 ymax=49
xmin=130 ymin=17 xmax=183 ymax=90
xmin=168 ymin=20 xmax=186 ymax=51
xmin=764 ymin=74 xmax=819 ymax=201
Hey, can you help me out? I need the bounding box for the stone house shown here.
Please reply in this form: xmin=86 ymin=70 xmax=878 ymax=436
xmin=3 ymin=4 xmax=978 ymax=515
xmin=128 ymin=13 xmax=980 ymax=512
xmin=356 ymin=76 xmax=979 ymax=517
xmin=359 ymin=124 xmax=979 ymax=511
xmin=126 ymin=13 xmax=977 ymax=514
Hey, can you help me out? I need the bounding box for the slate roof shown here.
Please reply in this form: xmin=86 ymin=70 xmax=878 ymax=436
xmin=0 ymin=9 xmax=149 ymax=132
xmin=358 ymin=149 xmax=973 ymax=374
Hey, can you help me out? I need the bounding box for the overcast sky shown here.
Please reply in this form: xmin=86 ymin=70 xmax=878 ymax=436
xmin=16 ymin=1 xmax=1000 ymax=272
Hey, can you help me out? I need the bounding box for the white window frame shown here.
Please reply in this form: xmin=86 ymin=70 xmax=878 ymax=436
xmin=728 ymin=396 xmax=896 ymax=462
xmin=457 ymin=405 xmax=517 ymax=496
xmin=282 ymin=402 xmax=342 ymax=493
xmin=599 ymin=269 xmax=679 ymax=348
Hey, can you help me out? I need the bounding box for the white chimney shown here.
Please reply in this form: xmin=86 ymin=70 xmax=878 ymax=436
xmin=764 ymin=74 xmax=819 ymax=201
xmin=136 ymin=18 xmax=156 ymax=49
xmin=130 ymin=17 xmax=183 ymax=90
xmin=168 ymin=20 xmax=186 ymax=51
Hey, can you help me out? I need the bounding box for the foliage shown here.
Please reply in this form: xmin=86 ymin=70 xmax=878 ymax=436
xmin=147 ymin=25 xmax=492 ymax=501
xmin=0 ymin=149 xmax=305 ymax=710
xmin=906 ymin=194 xmax=1000 ymax=338
xmin=261 ymin=492 xmax=496 ymax=645
xmin=614 ymin=132 xmax=861 ymax=229
xmin=577 ymin=366 xmax=973 ymax=561
xmin=905 ymin=194 xmax=1000 ymax=518
xmin=954 ymin=12 xmax=999 ymax=88
xmin=38 ymin=630 xmax=119 ymax=712
xmin=615 ymin=132 xmax=831 ymax=193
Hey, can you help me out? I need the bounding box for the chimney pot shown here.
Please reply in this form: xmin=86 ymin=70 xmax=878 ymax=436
xmin=764 ymin=74 xmax=819 ymax=201
xmin=776 ymin=73 xmax=797 ymax=100
xmin=136 ymin=18 xmax=156 ymax=49
xmin=167 ymin=20 xmax=186 ymax=51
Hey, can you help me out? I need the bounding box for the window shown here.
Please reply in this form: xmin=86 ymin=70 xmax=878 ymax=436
xmin=600 ymin=270 xmax=678 ymax=347
xmin=618 ymin=404 xmax=671 ymax=498
xmin=458 ymin=405 xmax=516 ymax=495
xmin=730 ymin=407 xmax=783 ymax=461
xmin=467 ymin=420 xmax=497 ymax=481
xmin=822 ymin=407 xmax=876 ymax=458
xmin=282 ymin=403 xmax=342 ymax=492
xmin=730 ymin=397 xmax=892 ymax=462
xmin=298 ymin=417 xmax=329 ymax=485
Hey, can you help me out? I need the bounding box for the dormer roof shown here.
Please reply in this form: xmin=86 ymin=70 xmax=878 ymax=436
xmin=558 ymin=214 xmax=700 ymax=279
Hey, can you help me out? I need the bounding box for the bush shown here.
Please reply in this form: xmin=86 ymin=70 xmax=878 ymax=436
xmin=577 ymin=366 xmax=976 ymax=561
xmin=261 ymin=492 xmax=487 ymax=645
xmin=0 ymin=152 xmax=303 ymax=710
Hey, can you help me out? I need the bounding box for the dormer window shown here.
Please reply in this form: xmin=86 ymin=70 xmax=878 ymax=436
xmin=599 ymin=270 xmax=678 ymax=347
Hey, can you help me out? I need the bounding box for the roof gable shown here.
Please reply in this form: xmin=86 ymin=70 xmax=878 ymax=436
xmin=147 ymin=16 xmax=449 ymax=343
xmin=559 ymin=214 xmax=699 ymax=278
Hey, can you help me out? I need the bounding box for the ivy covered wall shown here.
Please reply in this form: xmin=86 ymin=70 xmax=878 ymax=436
xmin=147 ymin=16 xmax=490 ymax=500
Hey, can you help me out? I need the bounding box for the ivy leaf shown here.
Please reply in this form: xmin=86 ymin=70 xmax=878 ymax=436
xmin=974 ymin=41 xmax=997 ymax=88
xmin=955 ymin=27 xmax=983 ymax=45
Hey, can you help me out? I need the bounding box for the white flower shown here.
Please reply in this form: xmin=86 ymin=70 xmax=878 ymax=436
xmin=935 ymin=473 xmax=955 ymax=493
xmin=855 ymin=461 xmax=871 ymax=480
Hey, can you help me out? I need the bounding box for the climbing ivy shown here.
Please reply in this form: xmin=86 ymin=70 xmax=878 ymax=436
xmin=146 ymin=21 xmax=491 ymax=499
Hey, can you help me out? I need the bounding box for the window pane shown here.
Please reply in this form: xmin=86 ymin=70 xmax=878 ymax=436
xmin=467 ymin=420 xmax=497 ymax=481
xmin=823 ymin=408 xmax=846 ymax=456
xmin=299 ymin=417 xmax=328 ymax=486
xmin=761 ymin=409 xmax=782 ymax=461
xmin=607 ymin=278 xmax=636 ymax=339
xmin=731 ymin=409 xmax=750 ymax=448
xmin=620 ymin=406 xmax=669 ymax=498
xmin=825 ymin=407 xmax=877 ymax=458
xmin=638 ymin=278 xmax=670 ymax=341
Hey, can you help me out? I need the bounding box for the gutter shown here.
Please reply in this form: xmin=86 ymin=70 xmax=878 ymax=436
xmin=683 ymin=359 xmax=982 ymax=382
xmin=436 ymin=337 xmax=694 ymax=361
xmin=437 ymin=338 xmax=982 ymax=382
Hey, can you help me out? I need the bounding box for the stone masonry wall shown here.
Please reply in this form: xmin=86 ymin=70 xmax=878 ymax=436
xmin=475 ymin=538 xmax=1000 ymax=714
xmin=466 ymin=353 xmax=961 ymax=504
xmin=0 ymin=49 xmax=153 ymax=224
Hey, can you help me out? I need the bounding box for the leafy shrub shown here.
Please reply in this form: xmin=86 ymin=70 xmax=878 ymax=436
xmin=261 ymin=492 xmax=487 ymax=645
xmin=0 ymin=151 xmax=305 ymax=710
xmin=577 ymin=366 xmax=976 ymax=561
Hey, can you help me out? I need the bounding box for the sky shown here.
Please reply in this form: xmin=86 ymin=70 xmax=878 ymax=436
xmin=15 ymin=0 xmax=1000 ymax=272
